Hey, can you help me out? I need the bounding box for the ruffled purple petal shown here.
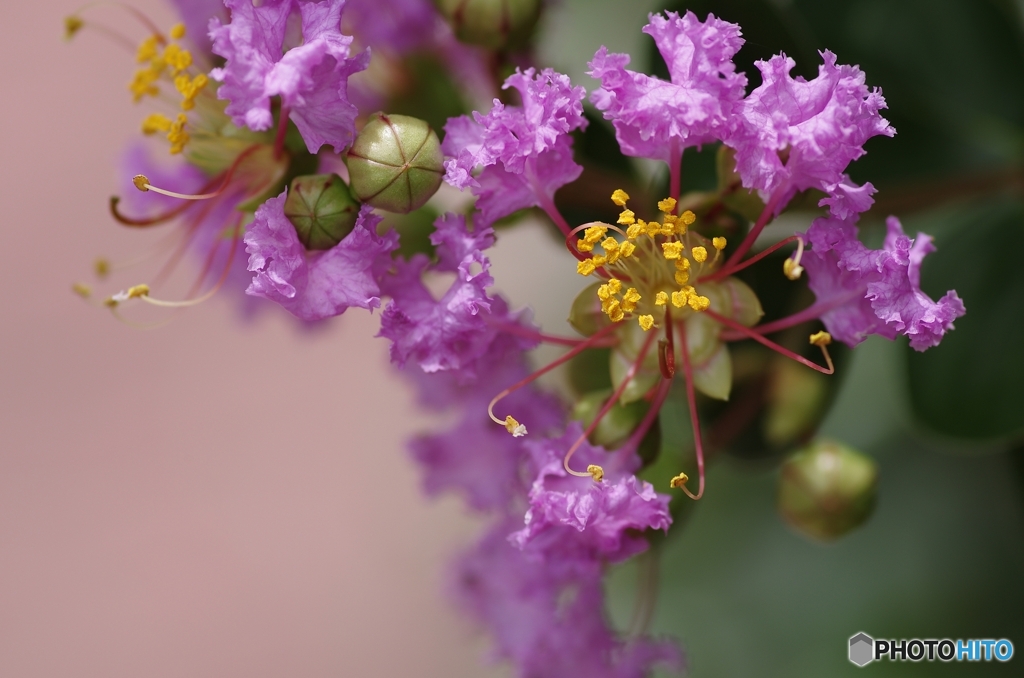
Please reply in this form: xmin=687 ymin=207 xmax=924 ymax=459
xmin=727 ymin=50 xmax=895 ymax=217
xmin=244 ymin=192 xmax=398 ymax=320
xmin=802 ymin=215 xmax=965 ymax=349
xmin=168 ymin=0 xmax=226 ymax=55
xmin=210 ymin=0 xmax=368 ymax=152
xmin=587 ymin=12 xmax=746 ymax=161
xmin=510 ymin=423 xmax=672 ymax=563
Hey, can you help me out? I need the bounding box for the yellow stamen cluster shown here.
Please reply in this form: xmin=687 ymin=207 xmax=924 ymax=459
xmin=130 ymin=23 xmax=209 ymax=154
xmin=575 ymin=224 xmax=636 ymax=275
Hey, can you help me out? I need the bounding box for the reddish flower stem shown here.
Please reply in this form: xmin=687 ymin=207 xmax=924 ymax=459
xmin=273 ymin=107 xmax=290 ymax=160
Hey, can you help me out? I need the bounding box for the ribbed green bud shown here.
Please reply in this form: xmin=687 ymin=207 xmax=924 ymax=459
xmin=778 ymin=439 xmax=878 ymax=541
xmin=437 ymin=0 xmax=541 ymax=49
xmin=345 ymin=113 xmax=444 ymax=214
xmin=284 ymin=174 xmax=360 ymax=250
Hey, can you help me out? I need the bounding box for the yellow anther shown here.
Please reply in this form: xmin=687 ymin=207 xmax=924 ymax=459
xmin=141 ymin=113 xmax=173 ymax=135
xmin=655 ymin=291 xmax=668 ymax=306
xmin=504 ymin=415 xmax=528 ymax=437
xmin=108 ymin=283 xmax=151 ymax=306
xmin=576 ymin=239 xmax=594 ymax=253
xmin=94 ymin=258 xmax=110 ymax=278
xmin=577 ymin=259 xmax=597 ymax=276
xmin=688 ymin=294 xmax=711 ymax=312
xmin=136 ymin=35 xmax=160 ymax=64
xmin=133 ymin=175 xmax=151 ymax=191
xmin=601 ymin=237 xmax=619 ymax=253
xmin=809 ymin=331 xmax=833 ymax=347
xmin=674 ymin=270 xmax=690 ymax=286
xmin=619 ymin=241 xmax=636 ymax=258
xmin=591 ymin=255 xmax=608 ymax=267
xmin=680 ymin=211 xmax=696 ymax=226
xmin=783 ymin=258 xmax=804 ymax=280
xmin=638 ymin=314 xmax=655 ymax=331
xmin=175 ymin=73 xmax=208 ymax=110
xmin=129 ymin=68 xmax=161 ymax=101
xmin=167 ymin=113 xmax=190 ymax=154
xmin=64 ymin=16 xmax=84 ymax=40
xmin=645 ymin=220 xmax=661 ymax=237
xmin=597 ymin=284 xmax=613 ymax=301
xmin=170 ymin=23 xmax=186 ymax=40
xmin=587 ymin=464 xmax=605 ymax=482
xmin=606 ymin=300 xmax=624 ymax=322
xmin=671 ymin=290 xmax=689 ymax=308
xmin=583 ymin=224 xmax=607 ymax=244
xmin=611 ymin=189 xmax=629 ymax=207
xmin=72 ymin=283 xmax=92 ymax=298
xmin=626 ymin=223 xmax=643 ymax=240
xmin=163 ymin=43 xmax=193 ymax=75
xmin=617 ymin=209 xmax=636 ymax=226
xmin=658 ymin=197 xmax=677 ymax=214
xmin=662 ymin=242 xmax=684 ymax=260
xmin=660 ymin=221 xmax=676 ymax=237
xmin=712 ymin=236 xmax=727 ymax=251
xmin=621 ymin=287 xmax=640 ymax=313
xmin=692 ymin=246 xmax=708 ymax=263
xmin=670 ymin=472 xmax=689 ymax=489
xmin=676 ymin=257 xmax=690 ymax=271
xmin=607 ymin=279 xmax=622 ymax=295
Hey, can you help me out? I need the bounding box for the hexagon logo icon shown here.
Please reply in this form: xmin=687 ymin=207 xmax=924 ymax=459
xmin=849 ymin=632 xmax=874 ymax=666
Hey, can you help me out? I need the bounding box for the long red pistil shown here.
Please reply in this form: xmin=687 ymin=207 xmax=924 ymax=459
xmin=563 ymin=328 xmax=658 ymax=475
xmin=706 ymin=308 xmax=834 ymax=375
xmin=677 ymin=320 xmax=706 ymax=501
xmin=719 ymin=188 xmax=785 ymax=274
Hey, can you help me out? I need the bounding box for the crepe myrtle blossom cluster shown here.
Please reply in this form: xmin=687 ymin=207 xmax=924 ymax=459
xmin=68 ymin=1 xmax=966 ymax=675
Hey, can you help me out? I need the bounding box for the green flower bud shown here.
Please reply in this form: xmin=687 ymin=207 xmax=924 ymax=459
xmin=345 ymin=113 xmax=444 ymax=214
xmin=437 ymin=0 xmax=541 ymax=49
xmin=284 ymin=174 xmax=360 ymax=250
xmin=778 ymin=439 xmax=878 ymax=541
xmin=572 ymin=389 xmax=647 ymax=449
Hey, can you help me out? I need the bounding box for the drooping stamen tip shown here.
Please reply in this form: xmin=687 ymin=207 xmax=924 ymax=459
xmin=106 ymin=283 xmax=150 ymax=306
xmin=72 ymin=283 xmax=92 ymax=299
xmin=712 ymin=237 xmax=727 ymax=251
xmin=587 ymin=464 xmax=605 ymax=483
xmin=809 ymin=331 xmax=832 ymax=347
xmin=504 ymin=415 xmax=527 ymax=438
xmin=669 ymin=472 xmax=689 ymax=489
xmin=611 ymin=189 xmax=629 ymax=207
xmin=783 ymin=258 xmax=804 ymax=280
xmin=94 ymin=258 xmax=110 ymax=278
xmin=133 ymin=175 xmax=151 ymax=192
xmin=64 ymin=16 xmax=84 ymax=40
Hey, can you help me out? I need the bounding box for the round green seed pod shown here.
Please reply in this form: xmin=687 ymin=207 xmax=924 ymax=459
xmin=344 ymin=113 xmax=444 ymax=214
xmin=437 ymin=0 xmax=541 ymax=49
xmin=778 ymin=439 xmax=878 ymax=541
xmin=284 ymin=174 xmax=361 ymax=251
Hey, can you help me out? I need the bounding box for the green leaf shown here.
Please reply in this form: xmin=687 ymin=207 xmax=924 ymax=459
xmin=906 ymin=199 xmax=1024 ymax=440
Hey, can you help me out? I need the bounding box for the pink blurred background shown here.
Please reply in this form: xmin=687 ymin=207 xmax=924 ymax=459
xmin=0 ymin=2 xmax=504 ymax=675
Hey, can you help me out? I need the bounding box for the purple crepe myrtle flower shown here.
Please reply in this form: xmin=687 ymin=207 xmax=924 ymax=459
xmin=244 ymin=191 xmax=398 ymax=320
xmin=453 ymin=520 xmax=682 ymax=678
xmin=409 ymin=350 xmax=564 ymax=512
xmin=443 ymin=68 xmax=587 ymax=227
xmin=510 ymin=423 xmax=672 ymax=563
xmin=726 ymin=51 xmax=895 ymax=217
xmin=210 ymin=0 xmax=369 ymax=154
xmin=588 ymin=11 xmax=747 ymax=163
xmin=800 ymin=215 xmax=966 ymax=350
xmin=378 ymin=213 xmax=501 ymax=375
